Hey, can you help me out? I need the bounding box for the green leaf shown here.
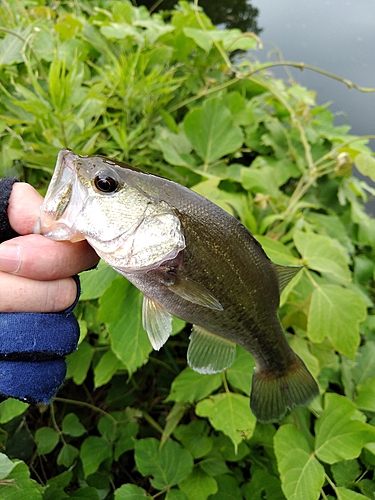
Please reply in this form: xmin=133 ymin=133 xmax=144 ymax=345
xmin=355 ymin=153 xmax=375 ymax=182
xmin=242 ymin=468 xmax=284 ymax=500
xmin=94 ymin=348 xmax=126 ymax=388
xmin=165 ymin=490 xmax=188 ymax=500
xmin=331 ymin=460 xmax=361 ymax=487
xmin=337 ymin=487 xmax=369 ymax=500
xmin=57 ymin=444 xmax=79 ymax=468
xmin=226 ymin=346 xmax=254 ymax=396
xmin=315 ymin=393 xmax=375 ymax=464
xmin=353 ymin=342 xmax=375 ymax=385
xmin=66 ymin=341 xmax=95 ymax=384
xmin=179 ymin=468 xmax=218 ymax=500
xmin=0 ymin=460 xmax=43 ymax=499
xmin=208 ymin=475 xmax=243 ymax=500
xmin=184 ymin=98 xmax=243 ymax=164
xmin=294 ymin=231 xmax=351 ymax=282
xmin=183 ymin=27 xmax=213 ymax=52
xmin=354 ymin=376 xmax=375 ymax=412
xmin=100 ymin=279 xmax=152 ymax=376
xmin=35 ymin=427 xmax=60 ymax=455
xmin=0 ymin=453 xmax=17 ymax=480
xmin=195 ymin=393 xmax=256 ymax=451
xmin=174 ymin=420 xmax=213 ymax=459
xmin=0 ymin=29 xmax=30 ymax=66
xmin=134 ymin=438 xmax=193 ymax=490
xmin=307 ymin=284 xmax=367 ymax=358
xmin=62 ymin=413 xmax=86 ymax=437
xmin=166 ymin=367 xmax=222 ymax=404
xmin=0 ymin=399 xmax=28 ymax=424
xmin=80 ymin=437 xmax=112 ymax=478
xmin=79 ymin=261 xmax=118 ymax=300
xmin=114 ymin=484 xmax=150 ymax=499
xmin=255 ymin=235 xmax=301 ymax=266
xmin=274 ymin=424 xmax=325 ymax=500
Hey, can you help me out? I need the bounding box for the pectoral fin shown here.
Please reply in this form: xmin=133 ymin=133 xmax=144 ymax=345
xmin=169 ymin=277 xmax=223 ymax=311
xmin=187 ymin=325 xmax=236 ymax=374
xmin=142 ymin=296 xmax=173 ymax=350
xmin=273 ymin=264 xmax=302 ymax=294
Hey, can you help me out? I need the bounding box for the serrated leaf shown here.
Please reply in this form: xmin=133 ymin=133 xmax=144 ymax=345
xmin=100 ymin=279 xmax=152 ymax=376
xmin=66 ymin=341 xmax=95 ymax=384
xmin=353 ymin=342 xmax=375 ymax=385
xmin=35 ymin=427 xmax=60 ymax=455
xmin=337 ymin=487 xmax=369 ymax=500
xmin=0 ymin=29 xmax=30 ymax=66
xmin=184 ymin=98 xmax=243 ymax=164
xmin=166 ymin=367 xmax=222 ymax=404
xmin=80 ymin=437 xmax=112 ymax=477
xmin=307 ymin=284 xmax=367 ymax=358
xmin=0 ymin=453 xmax=17 ymax=480
xmin=226 ymin=346 xmax=254 ymax=396
xmin=0 ymin=460 xmax=42 ymax=499
xmin=355 ymin=153 xmax=375 ymax=182
xmin=195 ymin=393 xmax=256 ymax=451
xmin=183 ymin=27 xmax=213 ymax=52
xmin=274 ymin=424 xmax=325 ymax=500
xmin=165 ymin=490 xmax=188 ymax=500
xmin=134 ymin=438 xmax=193 ymax=490
xmin=255 ymin=235 xmax=301 ymax=266
xmin=294 ymin=231 xmax=351 ymax=282
xmin=79 ymin=260 xmax=118 ymax=300
xmin=114 ymin=484 xmax=150 ymax=499
xmin=174 ymin=420 xmax=213 ymax=459
xmin=208 ymin=474 xmax=243 ymax=500
xmin=354 ymin=376 xmax=375 ymax=412
xmin=315 ymin=393 xmax=375 ymax=464
xmin=179 ymin=468 xmax=218 ymax=500
xmin=94 ymin=348 xmax=125 ymax=388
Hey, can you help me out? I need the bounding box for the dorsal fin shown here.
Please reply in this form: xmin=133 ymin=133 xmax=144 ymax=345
xmin=273 ymin=264 xmax=302 ymax=294
xmin=187 ymin=325 xmax=236 ymax=374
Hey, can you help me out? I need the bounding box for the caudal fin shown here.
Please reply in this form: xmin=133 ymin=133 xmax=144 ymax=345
xmin=250 ymin=356 xmax=319 ymax=424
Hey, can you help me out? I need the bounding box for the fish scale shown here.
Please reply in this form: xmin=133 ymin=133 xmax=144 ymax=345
xmin=37 ymin=149 xmax=319 ymax=423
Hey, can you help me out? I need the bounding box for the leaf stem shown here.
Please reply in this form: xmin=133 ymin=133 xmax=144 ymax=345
xmin=54 ymin=397 xmax=118 ymax=424
xmin=141 ymin=410 xmax=164 ymax=435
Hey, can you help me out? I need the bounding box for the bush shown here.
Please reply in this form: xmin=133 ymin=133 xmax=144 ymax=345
xmin=1 ymin=1 xmax=375 ymax=499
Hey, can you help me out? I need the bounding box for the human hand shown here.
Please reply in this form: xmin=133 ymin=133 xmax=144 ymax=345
xmin=0 ymin=182 xmax=99 ymax=312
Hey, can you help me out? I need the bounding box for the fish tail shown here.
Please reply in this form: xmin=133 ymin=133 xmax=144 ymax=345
xmin=250 ymin=355 xmax=319 ymax=424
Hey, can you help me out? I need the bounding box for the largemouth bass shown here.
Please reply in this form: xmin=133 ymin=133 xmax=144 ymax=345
xmin=37 ymin=149 xmax=319 ymax=423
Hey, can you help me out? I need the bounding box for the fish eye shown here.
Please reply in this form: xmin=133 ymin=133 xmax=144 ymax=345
xmin=93 ymin=173 xmax=119 ymax=193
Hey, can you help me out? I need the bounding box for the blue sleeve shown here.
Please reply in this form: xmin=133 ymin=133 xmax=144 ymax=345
xmin=0 ymin=178 xmax=81 ymax=404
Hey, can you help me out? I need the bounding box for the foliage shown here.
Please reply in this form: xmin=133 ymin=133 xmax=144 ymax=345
xmin=1 ymin=0 xmax=375 ymax=499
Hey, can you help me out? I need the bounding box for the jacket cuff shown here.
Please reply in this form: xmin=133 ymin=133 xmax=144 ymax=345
xmin=0 ymin=178 xmax=20 ymax=243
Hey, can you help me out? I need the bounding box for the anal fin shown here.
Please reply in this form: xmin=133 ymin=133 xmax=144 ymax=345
xmin=169 ymin=277 xmax=223 ymax=311
xmin=142 ymin=296 xmax=173 ymax=350
xmin=187 ymin=325 xmax=236 ymax=374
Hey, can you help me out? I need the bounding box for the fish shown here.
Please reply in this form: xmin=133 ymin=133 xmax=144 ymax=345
xmin=36 ymin=149 xmax=319 ymax=423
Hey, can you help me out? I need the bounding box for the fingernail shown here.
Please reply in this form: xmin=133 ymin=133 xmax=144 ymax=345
xmin=0 ymin=244 xmax=21 ymax=273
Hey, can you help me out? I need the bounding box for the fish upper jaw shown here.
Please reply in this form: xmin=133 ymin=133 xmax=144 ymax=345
xmin=35 ymin=149 xmax=87 ymax=242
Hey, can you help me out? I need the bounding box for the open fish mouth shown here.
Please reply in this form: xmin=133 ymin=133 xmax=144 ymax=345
xmin=34 ymin=150 xmax=86 ymax=241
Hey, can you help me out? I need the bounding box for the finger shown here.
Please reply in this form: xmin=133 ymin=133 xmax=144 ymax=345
xmin=0 ymin=234 xmax=99 ymax=280
xmin=0 ymin=272 xmax=78 ymax=312
xmin=7 ymin=182 xmax=43 ymax=235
